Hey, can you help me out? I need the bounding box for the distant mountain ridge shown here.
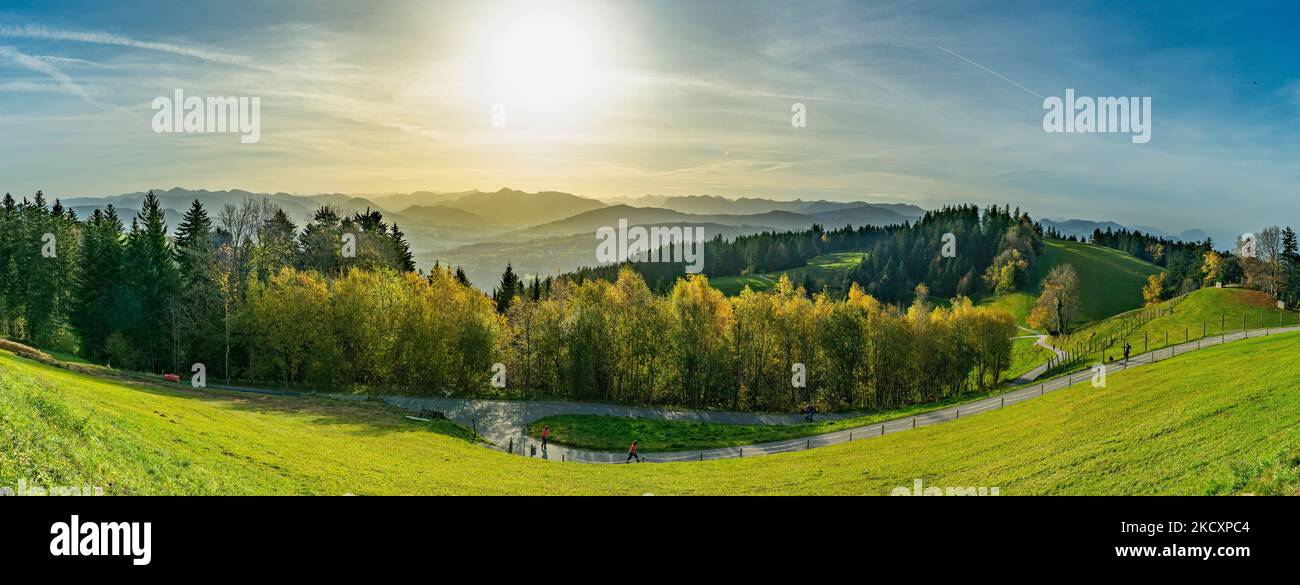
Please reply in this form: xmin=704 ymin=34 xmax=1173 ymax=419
xmin=605 ymin=193 xmax=927 ymax=219
xmin=46 ymin=186 xmax=1245 ymax=289
xmin=1041 ymin=218 xmax=1232 ymax=247
xmin=510 ymin=203 xmax=913 ymax=240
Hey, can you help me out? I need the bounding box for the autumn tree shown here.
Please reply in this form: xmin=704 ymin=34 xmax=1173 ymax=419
xmin=1142 ymin=272 xmax=1167 ymax=307
xmin=1027 ymin=264 xmax=1081 ymax=334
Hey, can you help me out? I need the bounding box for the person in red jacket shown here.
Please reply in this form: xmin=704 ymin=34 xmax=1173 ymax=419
xmin=626 ymin=440 xmax=641 ymax=463
xmin=541 ymin=425 xmax=551 ymax=454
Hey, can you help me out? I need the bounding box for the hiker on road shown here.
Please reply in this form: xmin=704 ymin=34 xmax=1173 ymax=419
xmin=805 ymin=402 xmax=816 ymax=423
xmin=1123 ymin=342 xmax=1132 ymax=364
xmin=626 ymin=440 xmax=641 ymax=463
xmin=541 ymin=425 xmax=550 ymax=453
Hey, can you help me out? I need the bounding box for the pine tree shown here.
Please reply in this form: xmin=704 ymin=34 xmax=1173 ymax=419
xmin=390 ymin=223 xmax=416 ymax=272
xmin=173 ymin=199 xmax=223 ymax=368
xmin=73 ymin=207 xmax=126 ymax=360
xmin=494 ymin=263 xmax=520 ymax=312
xmin=0 ymin=193 xmax=17 ymax=335
xmin=1282 ymin=226 xmax=1299 ymax=305
xmin=174 ymin=200 xmax=213 ymax=278
xmin=124 ymin=191 xmax=181 ymax=372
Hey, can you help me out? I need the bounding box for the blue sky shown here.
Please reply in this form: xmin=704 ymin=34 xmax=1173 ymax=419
xmin=0 ymin=0 xmax=1297 ymax=236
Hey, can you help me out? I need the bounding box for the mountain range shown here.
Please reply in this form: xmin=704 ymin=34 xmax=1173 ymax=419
xmin=50 ymin=186 xmax=1232 ymax=290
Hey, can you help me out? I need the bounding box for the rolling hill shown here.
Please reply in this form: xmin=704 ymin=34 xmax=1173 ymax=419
xmin=438 ymin=188 xmax=607 ymax=228
xmin=4 ymin=329 xmax=1298 ymax=494
xmin=1053 ymin=287 xmax=1298 ymax=361
xmin=709 ymin=250 xmax=867 ymax=296
xmin=981 ymin=239 xmax=1165 ymax=328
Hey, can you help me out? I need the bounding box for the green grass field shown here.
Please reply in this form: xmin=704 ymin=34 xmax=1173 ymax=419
xmin=1053 ymin=287 xmax=1298 ymax=363
xmin=710 ymin=251 xmax=866 ymax=296
xmin=4 ymin=331 xmax=1298 ymax=494
xmin=1006 ymin=337 xmax=1054 ymax=380
xmin=979 ymin=240 xmax=1164 ymax=328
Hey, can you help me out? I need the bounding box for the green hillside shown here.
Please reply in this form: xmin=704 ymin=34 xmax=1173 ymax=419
xmin=710 ymin=251 xmax=866 ymax=296
xmin=1053 ymin=287 xmax=1298 ymax=362
xmin=4 ymin=331 xmax=1299 ymax=495
xmin=981 ymin=239 xmax=1164 ymax=327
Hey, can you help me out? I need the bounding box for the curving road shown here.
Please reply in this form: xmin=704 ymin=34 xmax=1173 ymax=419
xmin=370 ymin=326 xmax=1299 ymax=464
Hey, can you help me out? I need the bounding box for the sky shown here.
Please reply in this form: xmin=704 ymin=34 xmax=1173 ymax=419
xmin=0 ymin=0 xmax=1298 ymax=235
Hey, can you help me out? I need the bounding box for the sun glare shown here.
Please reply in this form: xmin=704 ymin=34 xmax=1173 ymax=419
xmin=478 ymin=1 xmax=611 ymax=115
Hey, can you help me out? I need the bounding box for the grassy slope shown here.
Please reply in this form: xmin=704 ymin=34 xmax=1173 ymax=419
xmin=1006 ymin=337 xmax=1054 ymax=380
xmin=1055 ymin=287 xmax=1298 ymax=362
xmin=4 ymin=332 xmax=1299 ymax=494
xmin=532 ymin=337 xmax=1058 ymax=452
xmin=980 ymin=240 xmax=1164 ymax=328
xmin=710 ymin=251 xmax=866 ymax=296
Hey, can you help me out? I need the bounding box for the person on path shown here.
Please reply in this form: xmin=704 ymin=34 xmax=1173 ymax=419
xmin=1123 ymin=342 xmax=1132 ymax=364
xmin=541 ymin=425 xmax=550 ymax=453
xmin=805 ymin=402 xmax=816 ymax=423
xmin=626 ymin=440 xmax=641 ymax=463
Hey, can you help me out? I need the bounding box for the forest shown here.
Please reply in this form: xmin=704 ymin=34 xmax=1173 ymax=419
xmin=0 ymin=191 xmax=1024 ymax=412
xmin=569 ymin=204 xmax=1044 ymax=304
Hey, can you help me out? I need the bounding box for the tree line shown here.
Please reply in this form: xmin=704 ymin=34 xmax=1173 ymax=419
xmin=1087 ymin=224 xmax=1300 ymax=308
xmin=0 ymin=190 xmax=1020 ymax=412
xmin=568 ymin=204 xmax=1045 ymax=305
xmin=0 ymin=191 xmax=416 ymax=378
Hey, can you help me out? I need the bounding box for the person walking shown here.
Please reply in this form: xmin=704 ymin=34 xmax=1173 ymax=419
xmin=805 ymin=402 xmax=816 ymax=423
xmin=1123 ymin=342 xmax=1132 ymax=365
xmin=541 ymin=425 xmax=550 ymax=454
xmin=626 ymin=440 xmax=641 ymax=463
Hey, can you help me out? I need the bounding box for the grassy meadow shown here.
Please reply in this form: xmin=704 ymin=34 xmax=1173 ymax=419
xmin=5 ymin=329 xmax=1297 ymax=495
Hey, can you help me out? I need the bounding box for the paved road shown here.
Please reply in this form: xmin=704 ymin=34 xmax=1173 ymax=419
xmin=1011 ymin=332 xmax=1068 ymax=384
xmin=371 ymin=395 xmax=862 ymax=464
xmin=363 ymin=325 xmax=1300 ymax=463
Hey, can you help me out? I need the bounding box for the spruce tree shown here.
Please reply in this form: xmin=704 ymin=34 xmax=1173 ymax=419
xmin=494 ymin=263 xmax=520 ymax=312
xmin=73 ymin=208 xmax=126 ymax=360
xmin=125 ymin=191 xmax=181 ymax=372
xmin=390 ymin=223 xmax=416 ymax=272
xmin=173 ymin=199 xmax=220 ymax=368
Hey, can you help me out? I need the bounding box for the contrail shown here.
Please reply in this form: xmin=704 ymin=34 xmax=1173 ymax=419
xmin=0 ymin=23 xmax=253 ymax=67
xmin=0 ymin=45 xmax=98 ymax=104
xmin=938 ymin=46 xmax=1044 ymax=100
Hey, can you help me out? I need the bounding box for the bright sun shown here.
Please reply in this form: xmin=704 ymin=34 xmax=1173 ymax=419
xmin=481 ymin=2 xmax=609 ymax=112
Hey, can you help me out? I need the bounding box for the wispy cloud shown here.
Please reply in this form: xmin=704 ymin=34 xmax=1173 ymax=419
xmin=0 ymin=45 xmax=100 ymax=106
xmin=0 ymin=23 xmax=254 ymax=67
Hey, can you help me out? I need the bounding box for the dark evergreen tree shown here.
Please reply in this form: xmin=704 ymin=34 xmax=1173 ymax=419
xmin=390 ymin=223 xmax=416 ymax=272
xmin=494 ymin=263 xmax=520 ymax=312
xmin=124 ymin=191 xmax=181 ymax=372
xmin=72 ymin=207 xmax=126 ymax=360
xmin=173 ymin=199 xmax=222 ymax=370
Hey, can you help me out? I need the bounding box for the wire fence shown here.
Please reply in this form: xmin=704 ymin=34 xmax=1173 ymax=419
xmin=547 ymin=323 xmax=1300 ymax=464
xmin=552 ymin=372 xmax=1075 ymax=464
xmin=1045 ymin=297 xmax=1298 ymax=376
